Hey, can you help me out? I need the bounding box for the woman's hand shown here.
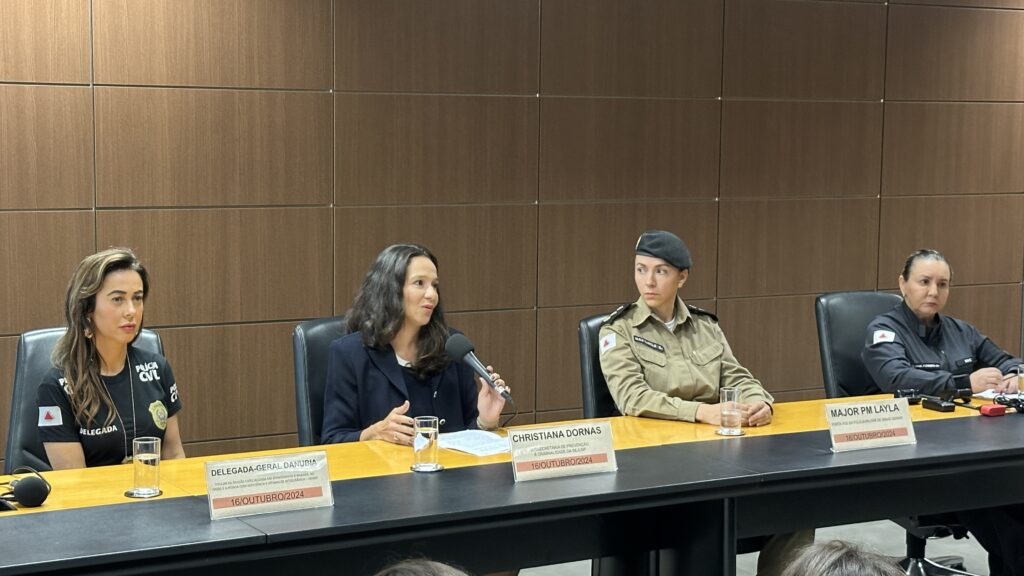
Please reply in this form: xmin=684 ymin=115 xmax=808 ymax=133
xmin=970 ymin=367 xmax=1007 ymax=393
xmin=476 ymin=365 xmax=509 ymax=429
xmin=742 ymin=401 xmax=772 ymax=427
xmin=695 ymin=403 xmax=721 ymax=426
xmin=361 ymin=401 xmax=415 ymax=445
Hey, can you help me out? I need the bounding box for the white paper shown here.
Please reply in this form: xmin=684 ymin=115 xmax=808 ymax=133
xmin=974 ymin=389 xmax=1021 ymax=400
xmin=438 ymin=430 xmax=510 ymax=457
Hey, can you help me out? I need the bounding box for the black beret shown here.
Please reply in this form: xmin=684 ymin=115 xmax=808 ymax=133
xmin=634 ymin=230 xmax=692 ymax=270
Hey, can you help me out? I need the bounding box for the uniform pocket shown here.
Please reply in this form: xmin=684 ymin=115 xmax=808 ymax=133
xmin=635 ymin=345 xmax=668 ymax=367
xmin=691 ymin=342 xmax=724 ymax=365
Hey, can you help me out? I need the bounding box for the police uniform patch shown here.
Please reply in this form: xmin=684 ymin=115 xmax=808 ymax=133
xmin=39 ymin=406 xmax=62 ymax=427
xmin=872 ymin=330 xmax=896 ymax=345
xmin=149 ymin=400 xmax=168 ymax=430
xmin=633 ymin=335 xmax=665 ymax=353
xmin=600 ymin=333 xmax=616 ymax=355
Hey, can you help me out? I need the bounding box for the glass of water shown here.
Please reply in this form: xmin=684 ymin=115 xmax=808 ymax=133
xmin=125 ymin=437 xmax=162 ymax=498
xmin=411 ymin=416 xmax=443 ymax=473
xmin=716 ymin=387 xmax=744 ymax=437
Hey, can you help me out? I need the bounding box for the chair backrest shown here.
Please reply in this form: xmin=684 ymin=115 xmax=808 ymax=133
xmin=292 ymin=315 xmax=349 ymax=446
xmin=578 ymin=314 xmax=622 ymax=419
xmin=814 ymin=291 xmax=903 ymax=399
xmin=4 ymin=327 xmax=164 ymax=475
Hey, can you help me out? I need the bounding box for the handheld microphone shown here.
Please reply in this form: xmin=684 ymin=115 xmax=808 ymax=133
xmin=2 ymin=467 xmax=51 ymax=508
xmin=445 ymin=333 xmax=512 ymax=402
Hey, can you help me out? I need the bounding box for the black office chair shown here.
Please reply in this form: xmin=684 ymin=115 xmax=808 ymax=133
xmin=292 ymin=315 xmax=349 ymax=447
xmin=815 ymin=291 xmax=975 ymax=576
xmin=4 ymin=327 xmax=164 ymax=475
xmin=578 ymin=313 xmax=768 ymax=576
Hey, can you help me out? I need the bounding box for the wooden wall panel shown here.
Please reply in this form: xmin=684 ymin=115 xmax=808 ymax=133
xmin=95 ymin=88 xmax=333 ymax=208
xmin=887 ymin=5 xmax=1024 ymax=101
xmin=540 ymin=98 xmax=720 ymax=202
xmin=538 ymin=202 xmax=719 ymax=307
xmin=97 ymin=208 xmax=334 ymax=325
xmin=718 ymin=199 xmax=879 ymax=297
xmin=723 ymin=0 xmax=885 ymax=99
xmin=942 ymin=284 xmax=1023 ymax=359
xmin=0 ymin=0 xmax=90 ymax=83
xmin=158 ymin=323 xmax=298 ymax=442
xmin=93 ymin=0 xmax=332 ymax=89
xmin=184 ymin=434 xmax=298 ymax=457
xmin=540 ymin=0 xmax=722 ymax=97
xmin=336 ymin=94 xmax=537 ymax=205
xmin=0 ymin=86 xmax=93 ymax=210
xmin=536 ymin=300 xmax=717 ymax=413
xmin=0 ymin=336 xmax=17 ymax=469
xmin=720 ymin=101 xmax=882 ymax=199
xmin=892 ymin=0 xmax=1024 ymax=7
xmin=534 ymin=410 xmax=581 ymax=424
xmin=879 ymin=196 xmax=1024 ymax=288
xmin=0 ymin=212 xmax=94 ymax=336
xmin=882 ymin=103 xmax=1024 ymax=197
xmin=334 ymin=206 xmax=537 ymax=312
xmin=448 ymin=310 xmax=537 ymax=413
xmin=717 ymin=294 xmax=823 ymax=395
xmin=335 ymin=0 xmax=538 ymax=94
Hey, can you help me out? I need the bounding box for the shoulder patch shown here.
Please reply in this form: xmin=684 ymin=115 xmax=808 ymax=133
xmin=602 ymin=302 xmax=636 ymax=325
xmin=687 ymin=305 xmax=718 ymax=322
xmin=872 ymin=330 xmax=897 ymax=345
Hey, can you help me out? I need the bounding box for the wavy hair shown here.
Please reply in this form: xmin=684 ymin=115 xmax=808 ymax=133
xmin=347 ymin=244 xmax=450 ymax=378
xmin=52 ymin=247 xmax=150 ymax=427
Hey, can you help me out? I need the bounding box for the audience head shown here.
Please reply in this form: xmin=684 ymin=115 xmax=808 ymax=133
xmin=372 ymin=559 xmax=469 ymax=576
xmin=348 ymin=243 xmax=450 ymax=377
xmin=781 ymin=540 xmax=903 ymax=576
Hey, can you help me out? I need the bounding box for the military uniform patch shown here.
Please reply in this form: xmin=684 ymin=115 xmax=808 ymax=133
xmin=633 ymin=335 xmax=665 ymax=353
xmin=149 ymin=400 xmax=168 ymax=431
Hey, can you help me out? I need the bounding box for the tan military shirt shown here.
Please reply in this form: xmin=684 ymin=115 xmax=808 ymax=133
xmin=598 ymin=296 xmax=773 ymax=422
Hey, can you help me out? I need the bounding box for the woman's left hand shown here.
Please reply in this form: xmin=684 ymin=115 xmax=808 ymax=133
xmin=476 ymin=365 xmax=509 ymax=429
xmin=742 ymin=401 xmax=772 ymax=427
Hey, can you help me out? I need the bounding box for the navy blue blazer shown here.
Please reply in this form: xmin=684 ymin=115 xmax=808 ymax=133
xmin=321 ymin=331 xmax=481 ymax=444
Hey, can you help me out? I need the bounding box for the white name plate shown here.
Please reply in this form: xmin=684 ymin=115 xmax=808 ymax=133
xmin=204 ymin=451 xmax=333 ymax=520
xmin=825 ymin=398 xmax=916 ymax=453
xmin=508 ymin=421 xmax=617 ymax=482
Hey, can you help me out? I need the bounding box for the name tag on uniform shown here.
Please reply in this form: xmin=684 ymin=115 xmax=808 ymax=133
xmin=204 ymin=451 xmax=333 ymax=519
xmin=825 ymin=398 xmax=916 ymax=453
xmin=508 ymin=421 xmax=617 ymax=482
xmin=633 ymin=336 xmax=664 ymax=353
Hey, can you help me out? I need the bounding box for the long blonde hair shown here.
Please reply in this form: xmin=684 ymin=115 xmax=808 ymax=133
xmin=52 ymin=248 xmax=150 ymax=427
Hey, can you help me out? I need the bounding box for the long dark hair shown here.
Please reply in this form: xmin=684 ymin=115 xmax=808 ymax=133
xmin=53 ymin=247 xmax=150 ymax=427
xmin=347 ymin=244 xmax=450 ymax=378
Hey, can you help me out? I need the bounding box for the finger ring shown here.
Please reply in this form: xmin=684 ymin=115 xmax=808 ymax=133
xmin=393 ymin=433 xmax=399 ymax=442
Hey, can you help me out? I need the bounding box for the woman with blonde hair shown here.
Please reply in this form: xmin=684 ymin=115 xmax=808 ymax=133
xmin=37 ymin=247 xmax=185 ymax=469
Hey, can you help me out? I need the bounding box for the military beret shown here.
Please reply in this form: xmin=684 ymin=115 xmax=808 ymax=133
xmin=634 ymin=230 xmax=692 ymax=270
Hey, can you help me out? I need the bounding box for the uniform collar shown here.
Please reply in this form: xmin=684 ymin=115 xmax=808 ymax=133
xmin=897 ymin=300 xmax=943 ymax=341
xmin=632 ymin=295 xmax=691 ymax=328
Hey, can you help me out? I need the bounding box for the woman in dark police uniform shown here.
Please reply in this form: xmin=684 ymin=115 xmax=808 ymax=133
xmin=37 ymin=248 xmax=185 ymax=469
xmin=321 ymin=243 xmax=509 ymax=445
xmin=863 ymin=249 xmax=1024 ymax=575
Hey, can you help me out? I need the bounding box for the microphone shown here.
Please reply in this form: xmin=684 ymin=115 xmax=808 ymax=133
xmin=445 ymin=333 xmax=512 ymax=402
xmin=4 ymin=468 xmax=51 ymax=508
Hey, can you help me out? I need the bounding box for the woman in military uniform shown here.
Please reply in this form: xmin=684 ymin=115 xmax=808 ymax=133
xmin=37 ymin=248 xmax=184 ymax=469
xmin=598 ymin=230 xmax=811 ymax=576
xmin=863 ymin=249 xmax=1024 ymax=575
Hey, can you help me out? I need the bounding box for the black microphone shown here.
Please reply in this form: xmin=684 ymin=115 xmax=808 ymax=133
xmin=445 ymin=333 xmax=512 ymax=402
xmin=4 ymin=469 xmax=51 ymax=508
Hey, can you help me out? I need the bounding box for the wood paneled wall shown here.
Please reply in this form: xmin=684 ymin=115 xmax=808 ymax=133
xmin=2 ymin=0 xmax=1023 ymax=468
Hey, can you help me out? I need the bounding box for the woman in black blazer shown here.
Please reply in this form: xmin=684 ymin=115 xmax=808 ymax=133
xmin=321 ymin=243 xmax=509 ymax=445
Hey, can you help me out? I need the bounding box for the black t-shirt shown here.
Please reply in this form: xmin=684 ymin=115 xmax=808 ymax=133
xmin=36 ymin=347 xmax=182 ymax=467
